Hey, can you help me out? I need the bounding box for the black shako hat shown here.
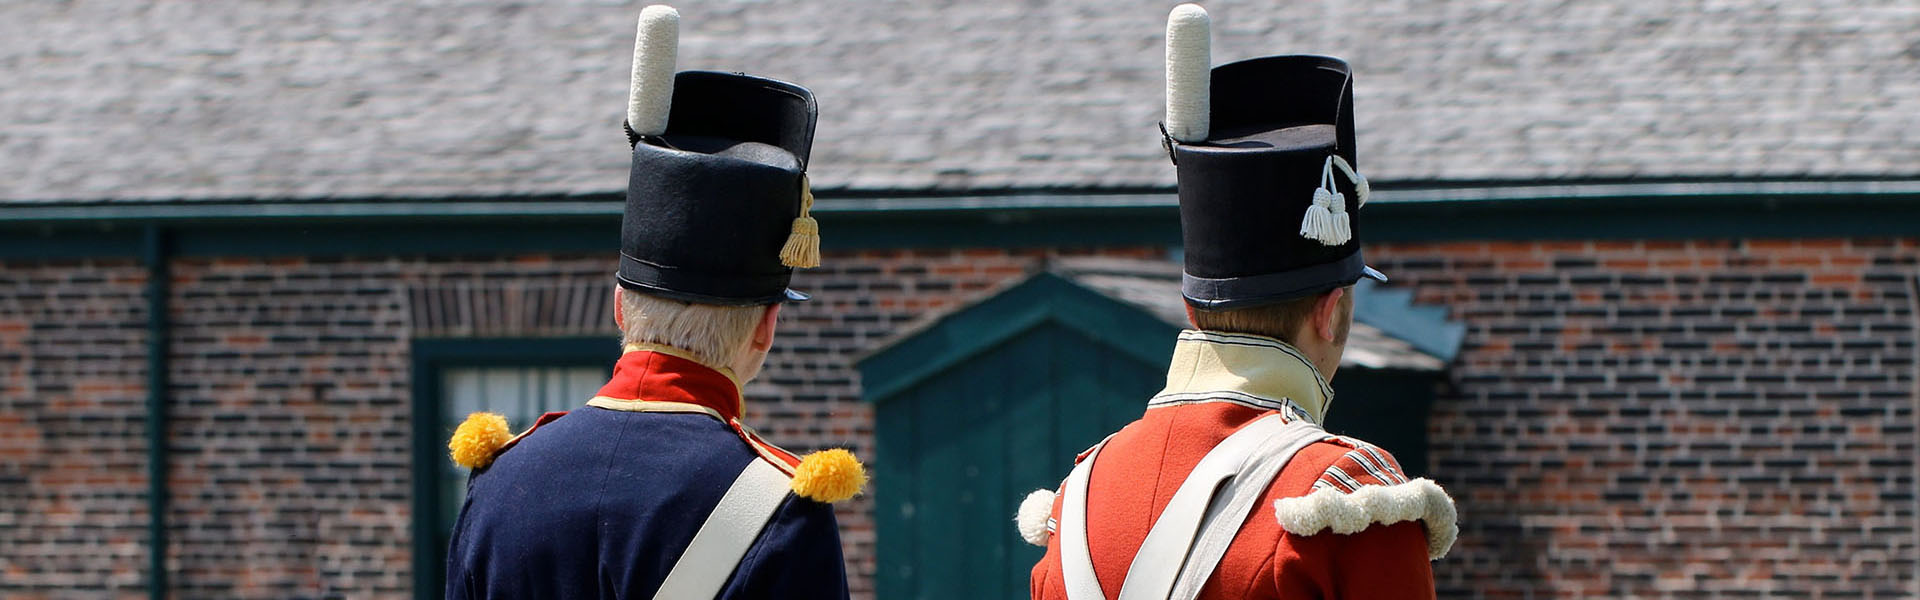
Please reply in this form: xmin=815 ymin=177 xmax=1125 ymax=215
xmin=615 ymin=5 xmax=820 ymax=306
xmin=1161 ymin=4 xmax=1387 ymax=310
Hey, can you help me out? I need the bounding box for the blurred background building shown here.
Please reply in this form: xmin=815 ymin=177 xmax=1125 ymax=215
xmin=3 ymin=1 xmax=1918 ymax=598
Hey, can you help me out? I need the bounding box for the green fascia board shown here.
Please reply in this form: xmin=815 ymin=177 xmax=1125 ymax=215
xmin=7 ymin=178 xmax=1920 ymax=259
xmin=856 ymin=273 xmax=1179 ymax=404
xmin=0 ymin=204 xmax=1178 ymax=259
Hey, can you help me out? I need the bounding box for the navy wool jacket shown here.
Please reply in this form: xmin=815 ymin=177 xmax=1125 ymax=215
xmin=446 ymin=349 xmax=849 ymax=600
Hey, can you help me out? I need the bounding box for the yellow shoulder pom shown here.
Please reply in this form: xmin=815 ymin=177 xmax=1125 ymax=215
xmin=790 ymin=448 xmax=866 ymax=503
xmin=449 ymin=412 xmax=512 ymax=469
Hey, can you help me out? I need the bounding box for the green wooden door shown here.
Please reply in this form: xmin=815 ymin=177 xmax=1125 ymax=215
xmin=873 ymin=323 xmax=1168 ymax=600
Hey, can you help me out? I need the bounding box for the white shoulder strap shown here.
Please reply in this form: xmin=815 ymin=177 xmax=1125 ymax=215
xmin=1057 ymin=418 xmax=1325 ymax=600
xmin=1057 ymin=441 xmax=1110 ymax=600
xmin=1165 ymin=421 xmax=1325 ymax=600
xmin=1114 ymin=415 xmax=1300 ymax=600
xmin=653 ymin=459 xmax=793 ymax=600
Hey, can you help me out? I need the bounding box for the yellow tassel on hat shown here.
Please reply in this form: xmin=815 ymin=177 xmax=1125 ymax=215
xmin=790 ymin=448 xmax=866 ymax=503
xmin=449 ymin=412 xmax=512 ymax=470
xmin=779 ymin=175 xmax=822 ymax=268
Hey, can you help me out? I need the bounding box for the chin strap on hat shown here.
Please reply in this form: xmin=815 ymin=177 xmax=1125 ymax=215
xmin=779 ymin=175 xmax=822 ymax=268
xmin=1300 ymin=155 xmax=1349 ymax=245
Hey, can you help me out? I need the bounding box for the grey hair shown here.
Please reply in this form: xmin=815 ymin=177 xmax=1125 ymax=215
xmin=618 ymin=288 xmax=765 ymax=368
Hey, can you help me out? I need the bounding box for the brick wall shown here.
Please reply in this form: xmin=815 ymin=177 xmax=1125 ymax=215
xmin=1369 ymin=239 xmax=1918 ymax=598
xmin=165 ymin=255 xmax=429 ymax=597
xmin=5 ymin=241 xmax=1916 ymax=598
xmin=0 ymin=259 xmax=150 ymax=598
xmin=0 ymin=247 xmax=1159 ymax=599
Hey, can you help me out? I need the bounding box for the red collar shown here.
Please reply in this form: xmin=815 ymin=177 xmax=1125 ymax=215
xmin=595 ymin=349 xmax=744 ymax=422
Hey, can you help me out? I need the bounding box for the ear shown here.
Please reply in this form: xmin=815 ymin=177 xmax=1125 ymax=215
xmin=1313 ymin=287 xmax=1346 ymax=342
xmin=1184 ymin=303 xmax=1200 ymax=329
xmin=613 ymin=286 xmax=626 ymax=330
xmin=751 ymin=303 xmax=782 ymax=352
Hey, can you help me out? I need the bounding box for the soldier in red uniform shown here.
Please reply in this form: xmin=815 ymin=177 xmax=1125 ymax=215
xmin=1023 ymin=5 xmax=1457 ymax=600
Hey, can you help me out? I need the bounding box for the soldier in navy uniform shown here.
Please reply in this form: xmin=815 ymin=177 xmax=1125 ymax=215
xmin=1023 ymin=5 xmax=1456 ymax=600
xmin=442 ymin=6 xmax=862 ymax=599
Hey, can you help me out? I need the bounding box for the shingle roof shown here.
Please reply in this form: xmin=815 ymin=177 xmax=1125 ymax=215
xmin=1048 ymin=257 xmax=1450 ymax=372
xmin=6 ymin=1 xmax=1917 ymax=202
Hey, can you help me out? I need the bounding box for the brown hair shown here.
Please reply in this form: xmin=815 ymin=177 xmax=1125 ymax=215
xmin=1191 ymin=289 xmax=1352 ymax=347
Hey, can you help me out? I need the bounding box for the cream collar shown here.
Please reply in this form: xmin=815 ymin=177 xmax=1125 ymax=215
xmin=1147 ymin=329 xmax=1335 ymax=424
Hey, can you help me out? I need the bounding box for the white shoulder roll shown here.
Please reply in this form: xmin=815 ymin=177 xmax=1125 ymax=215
xmin=1163 ymin=3 xmax=1211 ymax=143
xmin=628 ymin=5 xmax=680 ymax=137
xmin=1272 ymin=477 xmax=1459 ymax=560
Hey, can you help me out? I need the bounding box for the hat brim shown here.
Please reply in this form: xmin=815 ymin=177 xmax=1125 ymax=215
xmin=782 ymin=288 xmax=812 ymax=302
xmin=1182 ymin=252 xmax=1384 ymax=309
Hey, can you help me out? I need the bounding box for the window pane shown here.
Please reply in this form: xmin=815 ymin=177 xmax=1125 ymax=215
xmin=439 ymin=365 xmax=605 ymax=534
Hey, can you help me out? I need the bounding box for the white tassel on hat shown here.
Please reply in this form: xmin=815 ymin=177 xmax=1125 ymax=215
xmin=1301 ymin=155 xmax=1350 ymax=245
xmin=1331 ymin=154 xmax=1371 ymax=207
xmin=1163 ymin=4 xmax=1211 ymax=143
xmin=1328 ymin=190 xmax=1351 ymax=242
xmin=1299 ymin=189 xmax=1338 ymax=244
xmin=627 ymin=5 xmax=679 ymax=137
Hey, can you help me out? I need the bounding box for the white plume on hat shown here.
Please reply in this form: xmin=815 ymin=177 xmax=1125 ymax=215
xmin=628 ymin=5 xmax=680 ymax=136
xmin=1164 ymin=3 xmax=1211 ymax=143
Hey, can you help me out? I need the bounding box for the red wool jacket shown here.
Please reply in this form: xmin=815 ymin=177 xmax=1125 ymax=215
xmin=1027 ymin=330 xmax=1456 ymax=600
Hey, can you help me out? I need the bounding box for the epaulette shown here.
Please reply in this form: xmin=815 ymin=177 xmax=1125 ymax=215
xmin=448 ymin=411 xmax=568 ymax=470
xmin=1313 ymin=436 xmax=1413 ymax=490
xmin=734 ymin=422 xmax=866 ymax=504
xmin=1272 ymin=438 xmax=1458 ymax=560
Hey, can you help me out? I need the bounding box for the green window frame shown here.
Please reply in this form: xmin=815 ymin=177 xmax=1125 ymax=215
xmin=407 ymin=337 xmax=617 ymax=599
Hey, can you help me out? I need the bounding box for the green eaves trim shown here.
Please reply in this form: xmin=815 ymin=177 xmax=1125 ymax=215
xmin=5 ymin=178 xmax=1920 ymax=260
xmin=1370 ymin=178 xmax=1920 ymax=205
xmin=0 ymin=193 xmax=1172 ymax=223
xmin=856 ymin=273 xmax=1179 ymax=403
xmin=6 ymin=178 xmax=1919 ymax=221
xmin=0 ymin=200 xmax=622 ymax=223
